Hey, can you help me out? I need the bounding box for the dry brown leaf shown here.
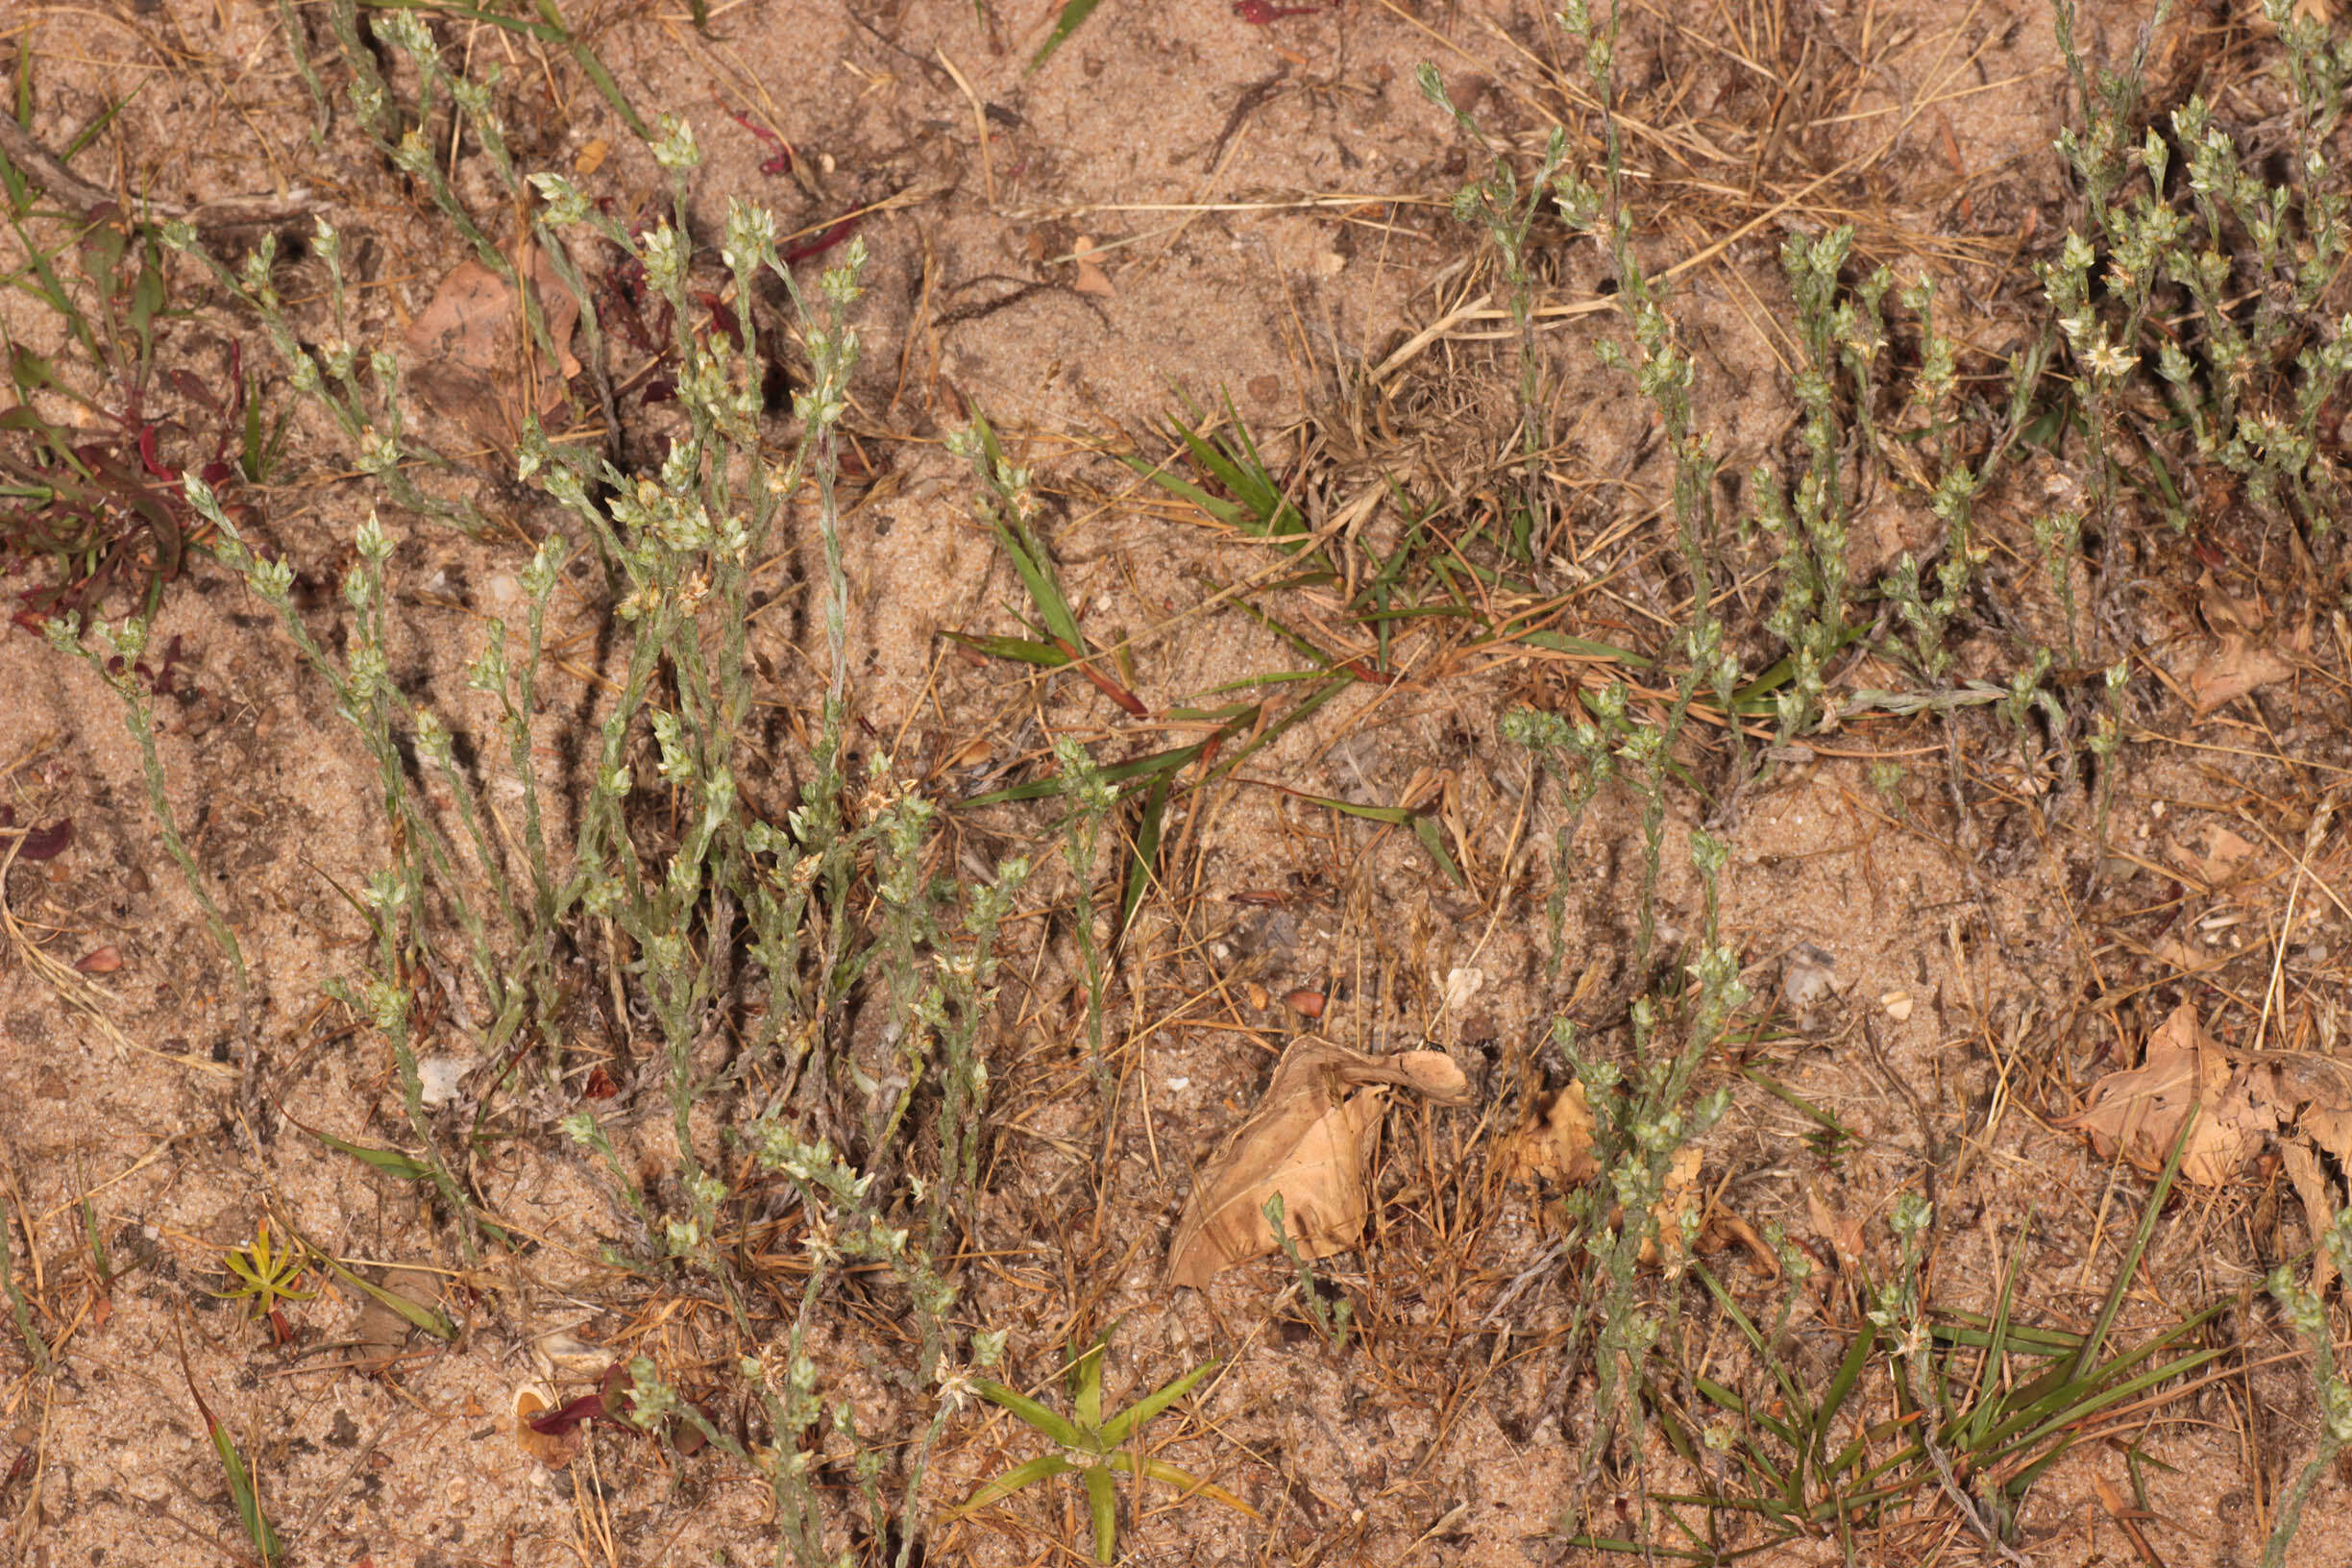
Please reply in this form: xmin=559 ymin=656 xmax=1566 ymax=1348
xmin=2172 ymin=824 xmax=2262 ymax=888
xmin=2187 ymin=573 xmax=2296 ymax=711
xmin=513 ymin=1384 xmax=582 ymax=1469
xmin=1635 ymin=1146 xmax=1703 ymax=1267
xmin=2059 ymin=999 xmax=2272 ymax=1186
xmin=2188 ymin=634 xmax=2295 ymax=712
xmin=1167 ymin=1037 xmax=1469 ymax=1289
xmin=2284 ymin=1143 xmax=2340 ymax=1295
xmin=1501 ymin=1082 xmax=1597 ymax=1187
xmin=1804 ymin=1180 xmax=1868 ymax=1270
xmin=2299 ymin=1095 xmax=2352 ymax=1167
xmin=1070 ymin=235 xmax=1115 ymax=297
xmin=404 ymin=243 xmax=581 ymax=447
xmin=1699 ymin=1211 xmax=1780 ymax=1279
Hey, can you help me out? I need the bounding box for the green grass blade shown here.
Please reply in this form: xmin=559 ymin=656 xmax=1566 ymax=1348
xmin=210 ymin=1423 xmax=283 ymax=1565
xmin=1118 ymin=770 xmax=1170 ymax=939
xmin=1081 ymin=1462 xmax=1118 ymax=1561
xmin=973 ymin=1378 xmax=1093 ymax=1452
xmin=1811 ymin=1317 xmax=1877 ymax=1452
xmin=961 ymin=734 xmax=1219 ymax=808
xmin=63 ymin=83 xmax=144 ymax=160
xmin=529 ymin=0 xmax=651 ymax=139
xmin=1027 ymin=0 xmax=1106 ymax=73
xmin=1961 ymin=1211 xmax=2030 ymax=1453
xmin=359 ymin=0 xmax=570 ymax=40
xmin=1072 ymin=1327 xmax=1108 ymax=1430
xmin=2073 ymin=1107 xmax=2196 ymax=1385
xmin=307 ymin=1251 xmax=456 ymax=1341
xmin=955 ymin=1451 xmax=1074 ymax=1513
xmin=991 ymin=519 xmax=1085 ymax=650
xmin=1097 ymin=1357 xmax=1215 ymax=1448
xmin=1693 ymin=1374 xmax=1800 ymax=1453
xmin=945 ymin=628 xmax=1070 ymax=668
xmin=1693 ymin=1263 xmax=1813 ymax=1431
xmin=1136 ymin=1457 xmax=1262 ymax=1517
xmin=1408 ymin=816 xmax=1464 ymax=886
xmin=1199 ymin=674 xmax=1350 ymax=785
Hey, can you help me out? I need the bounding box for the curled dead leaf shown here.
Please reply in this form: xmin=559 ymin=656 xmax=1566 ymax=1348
xmin=1634 ymin=1146 xmax=1703 ymax=1268
xmin=2189 ymin=575 xmax=2295 ymax=713
xmin=1167 ymin=1037 xmax=1470 ymax=1289
xmin=2172 ymin=823 xmax=2262 ymax=889
xmin=2189 ymin=635 xmax=2295 ymax=713
xmin=513 ymin=1384 xmax=582 ymax=1469
xmin=403 ymin=241 xmax=581 ymax=448
xmin=2058 ymin=999 xmax=2273 ymax=1186
xmin=1070 ymin=234 xmax=1115 ymax=297
xmin=2284 ymin=1143 xmax=2339 ymax=1294
xmin=1803 ymin=1180 xmax=1867 ymax=1270
xmin=1699 ymin=1211 xmax=1780 ymax=1279
xmin=1501 ymin=1083 xmax=1597 ymax=1187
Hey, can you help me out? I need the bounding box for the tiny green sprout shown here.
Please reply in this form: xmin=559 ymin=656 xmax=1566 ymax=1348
xmin=211 ymin=1218 xmax=318 ymax=1319
xmin=952 ymin=1318 xmax=1257 ymax=1561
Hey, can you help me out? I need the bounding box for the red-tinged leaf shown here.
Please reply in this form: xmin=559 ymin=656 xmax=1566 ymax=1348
xmin=717 ymin=99 xmax=793 ymax=174
xmin=16 ymin=818 xmax=73 ymax=860
xmin=1234 ymin=0 xmax=1322 ymax=18
xmin=527 ymin=1389 xmax=624 ymax=1437
xmin=136 ymin=423 xmax=177 ymax=481
xmin=74 ymin=944 xmax=122 ymax=973
xmin=166 ymin=367 xmax=223 ymax=415
xmin=782 ymin=215 xmax=860 ymax=265
xmin=1049 ymin=636 xmax=1148 ymax=718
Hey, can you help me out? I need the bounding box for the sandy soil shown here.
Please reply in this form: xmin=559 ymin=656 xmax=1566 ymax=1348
xmin=6 ymin=0 xmax=2352 ymax=1564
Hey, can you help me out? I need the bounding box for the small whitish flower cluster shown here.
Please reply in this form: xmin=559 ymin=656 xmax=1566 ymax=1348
xmin=752 ymin=1124 xmax=870 ymax=1205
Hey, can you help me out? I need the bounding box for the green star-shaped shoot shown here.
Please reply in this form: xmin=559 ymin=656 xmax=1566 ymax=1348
xmin=211 ymin=1218 xmax=319 ymax=1319
xmin=953 ymin=1318 xmax=1258 ymax=1561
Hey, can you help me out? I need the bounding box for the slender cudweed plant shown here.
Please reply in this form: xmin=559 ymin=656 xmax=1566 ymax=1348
xmin=2263 ymin=1205 xmax=2352 ymax=1568
xmin=134 ymin=30 xmax=1023 ymax=1562
xmin=1417 ymin=63 xmax=1572 ymax=562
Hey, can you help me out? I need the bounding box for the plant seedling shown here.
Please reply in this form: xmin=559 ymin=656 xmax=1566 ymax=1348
xmin=953 ymin=1317 xmax=1257 ymax=1561
xmin=210 ymin=1217 xmax=317 ymax=1334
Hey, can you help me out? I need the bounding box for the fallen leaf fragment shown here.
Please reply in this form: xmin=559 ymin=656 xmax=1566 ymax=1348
xmin=1167 ymin=1037 xmax=1469 ymax=1289
xmin=1070 ymin=234 xmax=1115 ymax=297
xmin=2173 ymin=824 xmax=2262 ymax=888
xmin=403 ymin=242 xmax=581 ymax=447
xmin=2059 ymin=999 xmax=2273 ymax=1186
xmin=2188 ymin=580 xmax=2295 ymax=713
xmin=1781 ymin=943 xmax=1838 ymax=1010
xmin=1635 ymin=1146 xmax=1703 ymax=1267
xmin=2092 ymin=1472 xmax=2166 ymax=1568
xmin=2189 ymin=631 xmax=2295 ymax=712
xmin=2284 ymin=1143 xmax=2339 ymax=1294
xmin=514 ymin=1384 xmax=582 ymax=1469
xmin=1804 ymin=1180 xmax=1867 ymax=1270
xmin=1501 ymin=1082 xmax=1597 ymax=1187
xmin=1699 ymin=1211 xmax=1780 ymax=1279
